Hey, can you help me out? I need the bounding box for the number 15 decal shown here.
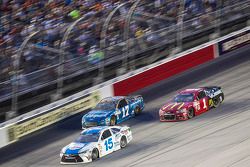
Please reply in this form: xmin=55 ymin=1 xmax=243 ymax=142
xmin=104 ymin=138 xmax=113 ymax=151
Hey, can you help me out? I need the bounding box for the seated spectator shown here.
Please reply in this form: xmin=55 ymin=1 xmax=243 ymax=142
xmin=88 ymin=45 xmax=104 ymax=65
xmin=0 ymin=0 xmax=245 ymax=101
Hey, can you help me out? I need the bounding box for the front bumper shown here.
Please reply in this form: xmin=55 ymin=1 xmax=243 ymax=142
xmin=159 ymin=113 xmax=188 ymax=122
xmin=60 ymin=153 xmax=91 ymax=164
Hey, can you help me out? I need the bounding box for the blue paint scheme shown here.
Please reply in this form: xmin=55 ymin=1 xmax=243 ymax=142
xmin=82 ymin=96 xmax=144 ymax=127
xmin=83 ymin=110 xmax=113 ymax=124
xmin=64 ymin=142 xmax=90 ymax=155
xmin=81 ymin=126 xmax=107 ymax=135
xmin=65 ymin=147 xmax=82 ymax=155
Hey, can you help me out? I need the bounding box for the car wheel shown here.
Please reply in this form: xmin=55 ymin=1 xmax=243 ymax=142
xmin=187 ymin=108 xmax=195 ymax=119
xmin=91 ymin=148 xmax=99 ymax=161
xmin=134 ymin=107 xmax=141 ymax=116
xmin=110 ymin=116 xmax=116 ymax=126
xmin=82 ymin=125 xmax=87 ymax=129
xmin=219 ymin=94 xmax=224 ymax=103
xmin=213 ymin=97 xmax=220 ymax=108
xmin=120 ymin=136 xmax=127 ymax=148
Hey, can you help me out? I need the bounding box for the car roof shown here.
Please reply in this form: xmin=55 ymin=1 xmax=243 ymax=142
xmin=179 ymin=88 xmax=203 ymax=94
xmin=81 ymin=126 xmax=108 ymax=135
xmin=101 ymin=96 xmax=125 ymax=103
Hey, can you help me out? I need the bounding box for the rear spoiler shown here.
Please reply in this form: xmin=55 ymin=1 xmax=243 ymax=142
xmin=203 ymin=86 xmax=222 ymax=90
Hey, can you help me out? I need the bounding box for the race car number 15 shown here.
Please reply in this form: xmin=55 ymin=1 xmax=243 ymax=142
xmin=105 ymin=138 xmax=113 ymax=151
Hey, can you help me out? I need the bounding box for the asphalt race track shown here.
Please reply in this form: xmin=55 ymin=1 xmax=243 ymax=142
xmin=0 ymin=45 xmax=250 ymax=167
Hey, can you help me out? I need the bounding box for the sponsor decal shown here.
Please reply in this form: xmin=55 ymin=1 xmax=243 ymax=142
xmin=64 ymin=155 xmax=75 ymax=159
xmin=170 ymin=103 xmax=178 ymax=109
xmin=127 ymin=135 xmax=132 ymax=141
xmin=193 ymin=101 xmax=200 ymax=111
xmin=121 ymin=130 xmax=128 ymax=135
xmin=98 ymin=145 xmax=102 ymax=157
xmin=205 ymin=89 xmax=222 ymax=98
xmin=114 ymin=141 xmax=120 ymax=147
xmin=7 ymin=91 xmax=101 ymax=142
xmin=177 ymin=103 xmax=185 ymax=110
xmin=209 ymin=99 xmax=213 ymax=107
xmin=162 ymin=103 xmax=172 ymax=110
xmin=218 ymin=30 xmax=250 ymax=55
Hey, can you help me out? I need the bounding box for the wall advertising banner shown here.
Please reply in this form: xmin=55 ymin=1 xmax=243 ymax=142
xmin=7 ymin=91 xmax=101 ymax=142
xmin=218 ymin=30 xmax=250 ymax=55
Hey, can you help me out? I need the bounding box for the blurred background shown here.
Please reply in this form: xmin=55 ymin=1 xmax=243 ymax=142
xmin=0 ymin=0 xmax=249 ymax=122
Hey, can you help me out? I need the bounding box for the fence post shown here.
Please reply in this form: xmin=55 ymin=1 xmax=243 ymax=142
xmin=8 ymin=31 xmax=39 ymax=120
xmin=57 ymin=16 xmax=86 ymax=99
xmin=122 ymin=0 xmax=142 ymax=73
xmin=97 ymin=2 xmax=132 ymax=83
xmin=176 ymin=0 xmax=185 ymax=53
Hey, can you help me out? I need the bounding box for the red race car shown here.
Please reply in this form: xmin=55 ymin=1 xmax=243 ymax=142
xmin=159 ymin=86 xmax=224 ymax=122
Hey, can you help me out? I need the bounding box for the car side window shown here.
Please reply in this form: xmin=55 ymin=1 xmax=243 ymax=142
xmin=101 ymin=129 xmax=112 ymax=140
xmin=118 ymin=99 xmax=128 ymax=109
xmin=198 ymin=91 xmax=206 ymax=100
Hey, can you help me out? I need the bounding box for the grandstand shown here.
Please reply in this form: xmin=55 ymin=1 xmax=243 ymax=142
xmin=0 ymin=0 xmax=249 ymax=122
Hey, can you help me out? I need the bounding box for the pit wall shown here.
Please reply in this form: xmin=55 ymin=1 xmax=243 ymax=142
xmin=0 ymin=27 xmax=249 ymax=149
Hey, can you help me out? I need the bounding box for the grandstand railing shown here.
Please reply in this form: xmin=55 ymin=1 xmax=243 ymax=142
xmin=0 ymin=0 xmax=249 ymax=120
xmin=1 ymin=2 xmax=249 ymax=95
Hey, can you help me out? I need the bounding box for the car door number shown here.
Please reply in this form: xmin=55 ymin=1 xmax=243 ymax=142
xmin=202 ymin=99 xmax=207 ymax=109
xmin=121 ymin=106 xmax=129 ymax=118
xmin=104 ymin=138 xmax=113 ymax=151
xmin=195 ymin=99 xmax=207 ymax=111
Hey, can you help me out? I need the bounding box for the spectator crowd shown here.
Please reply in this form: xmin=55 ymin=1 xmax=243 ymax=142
xmin=0 ymin=0 xmax=132 ymax=83
xmin=0 ymin=0 xmax=247 ymax=98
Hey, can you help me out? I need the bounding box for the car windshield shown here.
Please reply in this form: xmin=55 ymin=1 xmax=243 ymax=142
xmin=173 ymin=93 xmax=194 ymax=102
xmin=94 ymin=101 xmax=116 ymax=111
xmin=111 ymin=128 xmax=121 ymax=134
xmin=75 ymin=133 xmax=100 ymax=143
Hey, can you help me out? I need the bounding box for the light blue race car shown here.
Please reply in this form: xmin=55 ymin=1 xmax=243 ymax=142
xmin=82 ymin=96 xmax=144 ymax=128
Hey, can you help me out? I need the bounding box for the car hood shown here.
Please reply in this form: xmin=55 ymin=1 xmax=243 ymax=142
xmin=161 ymin=102 xmax=191 ymax=113
xmin=63 ymin=142 xmax=92 ymax=155
xmin=83 ymin=110 xmax=113 ymax=121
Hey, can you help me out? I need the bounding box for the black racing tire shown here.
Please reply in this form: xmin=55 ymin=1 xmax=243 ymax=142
xmin=187 ymin=108 xmax=195 ymax=119
xmin=213 ymin=97 xmax=220 ymax=108
xmin=110 ymin=116 xmax=117 ymax=126
xmin=120 ymin=136 xmax=127 ymax=148
xmin=219 ymin=93 xmax=224 ymax=103
xmin=82 ymin=125 xmax=88 ymax=129
xmin=91 ymin=148 xmax=99 ymax=161
xmin=134 ymin=106 xmax=141 ymax=116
